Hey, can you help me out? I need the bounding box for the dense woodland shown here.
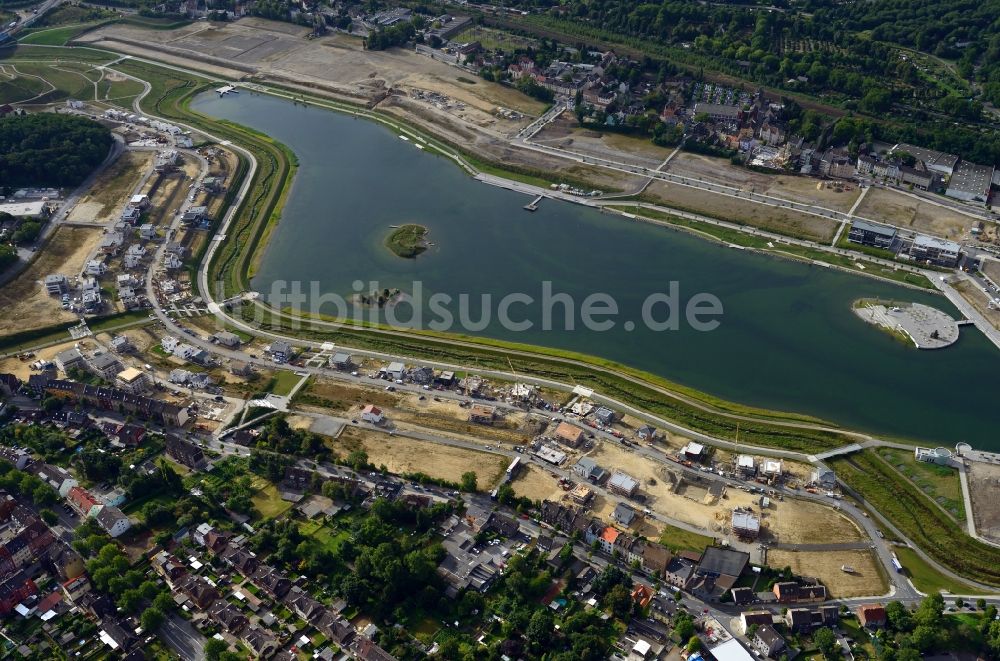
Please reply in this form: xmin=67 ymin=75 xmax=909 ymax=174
xmin=0 ymin=114 xmax=113 ymax=187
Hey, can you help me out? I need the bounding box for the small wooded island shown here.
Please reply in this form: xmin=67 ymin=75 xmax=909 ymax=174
xmin=385 ymin=224 xmax=429 ymax=258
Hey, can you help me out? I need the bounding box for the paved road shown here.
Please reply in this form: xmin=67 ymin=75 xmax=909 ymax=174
xmin=159 ymin=614 xmax=205 ymax=661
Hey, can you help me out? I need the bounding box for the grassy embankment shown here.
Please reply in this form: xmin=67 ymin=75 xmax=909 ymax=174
xmin=385 ymin=223 xmax=428 ymax=258
xmin=33 ymin=50 xmax=897 ymax=457
xmin=613 ymin=204 xmax=936 ymax=290
xmin=830 ymin=450 xmax=1000 ymax=588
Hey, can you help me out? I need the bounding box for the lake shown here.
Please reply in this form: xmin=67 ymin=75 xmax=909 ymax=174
xmin=192 ymin=91 xmax=1000 ymax=449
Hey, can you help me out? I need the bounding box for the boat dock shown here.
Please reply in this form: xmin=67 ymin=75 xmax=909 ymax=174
xmin=524 ymin=195 xmax=544 ymax=212
xmin=216 ymin=85 xmax=237 ymax=96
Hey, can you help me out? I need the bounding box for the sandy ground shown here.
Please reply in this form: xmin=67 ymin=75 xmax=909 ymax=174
xmin=590 ymin=442 xmax=756 ymax=535
xmin=967 ymin=460 xmax=1000 ymax=544
xmin=953 ymin=280 xmax=1000 ymax=331
xmin=644 ymin=180 xmax=839 ymax=242
xmin=765 ymin=176 xmax=861 ymax=214
xmin=511 ymin=464 xmax=563 ymax=502
xmin=767 ymin=549 xmax=886 ymax=598
xmin=667 ymin=152 xmax=773 ymax=189
xmin=0 ymin=226 xmax=103 ymax=334
xmin=533 ymin=115 xmax=674 ymax=169
xmin=334 ymin=426 xmax=507 ymax=488
xmin=855 ymin=187 xmax=979 ymax=240
xmin=66 ymin=151 xmax=153 ymax=223
xmin=666 ymin=153 xmax=861 ymax=213
xmin=762 ymin=499 xmax=862 ymax=544
xmin=983 ymin=259 xmax=1000 ymax=284
xmin=0 ymin=338 xmax=93 ymax=379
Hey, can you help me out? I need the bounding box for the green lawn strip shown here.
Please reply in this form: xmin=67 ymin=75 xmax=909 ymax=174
xmin=892 ymin=546 xmax=988 ymax=596
xmin=659 ymin=524 xmax=715 ymax=553
xmin=251 ymin=481 xmax=293 ymax=519
xmin=621 ymin=205 xmax=935 ymax=289
xmin=17 ymin=21 xmax=112 ymax=46
xmin=829 ymin=450 xmax=1000 ymax=586
xmin=268 ymin=370 xmax=302 ymax=397
xmin=875 ymin=447 xmax=965 ymax=521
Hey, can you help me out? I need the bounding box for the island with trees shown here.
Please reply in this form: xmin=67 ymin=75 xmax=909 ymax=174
xmin=385 ymin=223 xmax=430 ymax=259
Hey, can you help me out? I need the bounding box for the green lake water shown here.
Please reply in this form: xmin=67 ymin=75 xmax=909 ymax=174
xmin=192 ymin=92 xmax=1000 ymax=449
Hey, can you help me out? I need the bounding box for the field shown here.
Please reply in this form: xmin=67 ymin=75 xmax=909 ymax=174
xmin=659 ymin=523 xmax=715 ymax=553
xmin=668 ymin=152 xmax=863 ymax=214
xmin=643 ymin=180 xmax=839 ymax=242
xmin=967 ymin=460 xmax=1000 ymax=545
xmin=335 ymin=427 xmax=508 ymax=487
xmin=855 ymin=187 xmax=978 ymax=240
xmin=452 ymin=25 xmax=538 ymax=52
xmin=0 ymin=63 xmax=48 ymax=103
xmin=0 ymin=226 xmax=103 ymax=334
xmin=510 ymin=465 xmax=562 ymax=502
xmin=2 ymin=61 xmax=97 ymax=104
xmin=268 ymin=369 xmax=304 ymax=396
xmin=762 ymin=499 xmax=862 ymax=545
xmin=830 ymin=450 xmax=1000 ymax=586
xmin=251 ymin=480 xmax=294 ymax=519
xmin=67 ymin=151 xmax=154 ymax=223
xmin=767 ymin=549 xmax=886 ymax=598
xmin=875 ymin=447 xmax=964 ymax=521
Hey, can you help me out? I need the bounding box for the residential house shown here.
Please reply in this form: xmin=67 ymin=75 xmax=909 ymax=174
xmin=165 ymin=435 xmax=207 ymax=471
xmin=95 ymin=506 xmax=131 ymax=538
xmin=641 ymin=543 xmax=671 ymax=577
xmin=252 ymin=565 xmax=291 ymax=599
xmin=907 ymin=234 xmax=961 ymax=267
xmin=468 ymin=404 xmax=496 ymax=425
xmin=329 ymin=352 xmax=354 ymax=370
xmin=752 ymin=624 xmax=785 ymax=658
xmin=54 ymin=348 xmax=85 ymax=374
xmin=554 ymin=421 xmax=585 ymax=447
xmin=607 ymin=471 xmax=639 ymax=497
xmin=857 ymin=603 xmax=887 ymax=629
xmin=44 ymin=274 xmax=69 ymax=296
xmin=361 ymin=405 xmax=383 ymax=425
xmin=213 ymin=331 xmax=242 ymax=348
xmin=611 ymin=502 xmax=636 ymax=526
xmin=785 ymin=607 xmax=814 ymax=632
xmin=572 ymin=457 xmax=608 ymax=483
xmin=209 ymin=600 xmax=249 ymax=634
xmin=87 ymin=353 xmax=123 ymax=380
xmin=67 ymin=486 xmax=103 ymax=518
xmin=35 ymin=463 xmax=78 ymax=497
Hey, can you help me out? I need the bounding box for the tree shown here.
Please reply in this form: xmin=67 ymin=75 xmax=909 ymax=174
xmin=0 ymin=114 xmax=113 ymax=187
xmin=526 ymin=609 xmax=554 ymax=649
xmin=460 ymin=471 xmax=478 ymax=492
xmin=885 ymin=600 xmax=913 ymax=632
xmin=976 ymin=598 xmax=986 ymax=610
xmin=204 ymin=638 xmax=230 ymax=661
xmin=686 ymin=635 xmax=702 ymax=654
xmin=674 ymin=613 xmax=695 ymax=641
xmin=140 ymin=607 xmax=165 ymax=632
xmin=40 ymin=509 xmax=58 ymax=526
xmin=813 ymin=627 xmax=839 ymax=659
xmin=604 ymin=583 xmax=633 ymax=620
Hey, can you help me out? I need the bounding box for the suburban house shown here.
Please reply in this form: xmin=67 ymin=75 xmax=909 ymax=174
xmin=611 ymin=502 xmax=636 ymax=527
xmin=468 ymin=404 xmax=496 ymax=425
xmin=752 ymin=624 xmax=786 ymax=658
xmin=857 ymin=603 xmax=888 ymax=629
xmin=361 ymin=405 xmax=384 ymax=425
xmin=95 ymin=506 xmax=131 ymax=538
xmin=554 ymin=421 xmax=585 ymax=447
xmin=572 ymin=457 xmax=608 ymax=484
xmin=607 ymin=471 xmax=639 ymax=497
xmin=165 ymin=435 xmax=208 ymax=471
xmin=848 ymin=219 xmax=897 ymax=249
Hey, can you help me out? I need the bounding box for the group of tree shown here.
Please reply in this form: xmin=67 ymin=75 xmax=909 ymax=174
xmin=871 ymin=595 xmax=1000 ymax=659
xmin=0 ymin=114 xmax=113 ymax=188
xmin=0 ymin=458 xmax=58 ymax=506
